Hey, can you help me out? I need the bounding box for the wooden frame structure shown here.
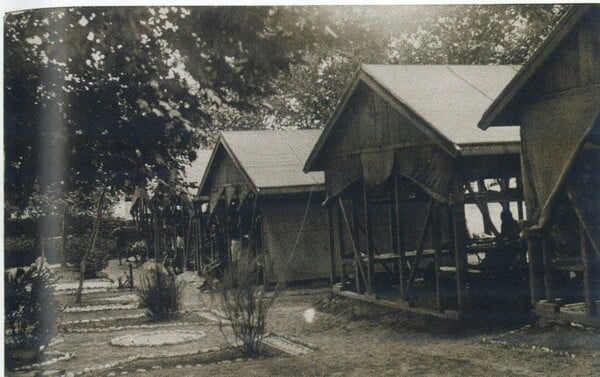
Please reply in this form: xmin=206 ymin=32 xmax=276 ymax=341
xmin=479 ymin=5 xmax=600 ymax=326
xmin=197 ymin=130 xmax=331 ymax=285
xmin=305 ymin=64 xmax=529 ymax=319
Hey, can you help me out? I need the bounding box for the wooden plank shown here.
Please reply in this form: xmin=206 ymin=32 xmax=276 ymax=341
xmin=338 ymin=197 xmax=369 ymax=292
xmin=327 ymin=203 xmax=337 ymax=286
xmin=432 ymin=203 xmax=443 ymax=312
xmin=526 ymin=235 xmax=545 ymax=306
xmin=579 ymin=224 xmax=597 ymax=317
xmin=452 ymin=204 xmax=468 ymax=312
xmin=541 ymin=236 xmax=555 ymax=303
xmin=388 ymin=180 xmax=400 ymax=287
xmin=405 ymin=198 xmax=434 ymax=297
xmin=394 ymin=175 xmax=407 ymax=301
xmin=580 ymin=222 xmax=598 ymax=317
xmin=363 ymin=180 xmax=374 ymax=293
xmin=337 ymin=202 xmax=346 ymax=287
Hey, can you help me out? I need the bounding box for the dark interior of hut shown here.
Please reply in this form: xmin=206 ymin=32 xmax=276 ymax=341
xmin=332 ymin=171 xmax=530 ymax=315
xmin=204 ymin=189 xmax=263 ymax=281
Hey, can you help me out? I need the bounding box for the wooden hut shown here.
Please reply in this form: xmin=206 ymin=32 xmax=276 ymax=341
xmin=305 ymin=64 xmax=528 ymax=319
xmin=198 ymin=130 xmax=330 ymax=285
xmin=479 ymin=5 xmax=600 ymax=326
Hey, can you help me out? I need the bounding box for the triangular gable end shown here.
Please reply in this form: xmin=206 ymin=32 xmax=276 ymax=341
xmin=198 ymin=138 xmax=257 ymax=199
xmin=305 ymin=68 xmax=458 ymax=172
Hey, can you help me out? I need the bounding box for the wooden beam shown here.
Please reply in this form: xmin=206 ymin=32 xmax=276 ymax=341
xmin=327 ymin=202 xmax=337 ymax=286
xmin=452 ymin=203 xmax=468 ymax=312
xmin=363 ymin=180 xmax=374 ymax=293
xmin=388 ymin=180 xmax=400 ymax=289
xmin=463 ymin=187 xmax=523 ymax=204
xmin=526 ymin=235 xmax=545 ymax=306
xmin=432 ymin=203 xmax=443 ymax=312
xmin=541 ymin=236 xmax=555 ymax=303
xmin=394 ymin=175 xmax=407 ymax=301
xmin=580 ymin=222 xmax=598 ymax=317
xmin=337 ymin=202 xmax=346 ymax=288
xmin=405 ymin=198 xmax=434 ymax=297
xmin=566 ymin=187 xmax=600 ymax=257
xmin=338 ymin=197 xmax=369 ymax=292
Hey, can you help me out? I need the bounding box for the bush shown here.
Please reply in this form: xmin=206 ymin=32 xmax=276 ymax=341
xmin=218 ymin=257 xmax=270 ymax=358
xmin=137 ymin=267 xmax=182 ymax=321
xmin=5 ymin=258 xmax=58 ymax=369
xmin=4 ymin=237 xmax=37 ymax=267
xmin=65 ymin=236 xmax=112 ymax=278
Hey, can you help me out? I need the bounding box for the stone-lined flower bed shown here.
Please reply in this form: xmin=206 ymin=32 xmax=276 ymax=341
xmin=65 ymin=322 xmax=188 ymax=334
xmin=110 ymin=329 xmax=206 ymax=347
xmin=63 ymin=303 xmax=138 ymax=313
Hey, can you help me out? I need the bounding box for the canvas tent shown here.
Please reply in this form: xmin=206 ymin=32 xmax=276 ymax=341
xmin=479 ymin=5 xmax=600 ymax=324
xmin=305 ymin=64 xmax=527 ymax=318
xmin=198 ymin=130 xmax=330 ymax=284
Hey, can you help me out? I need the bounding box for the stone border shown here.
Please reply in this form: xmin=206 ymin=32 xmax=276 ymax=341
xmin=110 ymin=329 xmax=206 ymax=347
xmin=63 ymin=303 xmax=138 ymax=313
xmin=13 ymin=352 xmax=73 ymax=372
xmin=61 ymin=313 xmax=146 ymax=326
xmin=63 ymin=322 xmax=187 ymax=333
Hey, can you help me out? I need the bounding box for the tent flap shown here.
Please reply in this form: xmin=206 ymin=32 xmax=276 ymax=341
xmin=520 ymin=91 xmax=600 ymax=228
xmin=361 ymin=150 xmax=394 ymax=187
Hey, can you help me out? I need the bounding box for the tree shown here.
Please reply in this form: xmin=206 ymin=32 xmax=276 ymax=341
xmin=387 ymin=4 xmax=565 ymax=65
xmin=4 ymin=7 xmax=331 ymax=301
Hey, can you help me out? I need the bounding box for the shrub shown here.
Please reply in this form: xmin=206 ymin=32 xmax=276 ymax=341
xmin=218 ymin=257 xmax=271 ymax=358
xmin=137 ymin=267 xmax=182 ymax=321
xmin=5 ymin=258 xmax=58 ymax=369
xmin=65 ymin=236 xmax=112 ymax=278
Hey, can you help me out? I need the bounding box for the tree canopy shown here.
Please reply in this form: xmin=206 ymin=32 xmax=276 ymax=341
xmin=5 ymin=5 xmax=566 ymax=217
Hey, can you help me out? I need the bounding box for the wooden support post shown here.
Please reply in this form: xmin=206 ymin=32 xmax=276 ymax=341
xmin=526 ymin=233 xmax=545 ymax=306
xmin=363 ymin=180 xmax=374 ymax=294
xmin=541 ymin=236 xmax=555 ymax=303
xmin=388 ymin=181 xmax=399 ymax=285
xmin=452 ymin=203 xmax=468 ymax=313
xmin=351 ymin=195 xmax=364 ymax=293
xmin=432 ymin=203 xmax=443 ymax=312
xmin=393 ymin=175 xmax=407 ymax=301
xmin=128 ymin=262 xmax=134 ymax=289
xmin=327 ymin=202 xmax=337 ymax=286
xmin=580 ymin=223 xmax=598 ymax=317
xmin=337 ymin=201 xmax=346 ymax=288
xmin=405 ymin=198 xmax=434 ymax=297
xmin=338 ymin=197 xmax=369 ymax=293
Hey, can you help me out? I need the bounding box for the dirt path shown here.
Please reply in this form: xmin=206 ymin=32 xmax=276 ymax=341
xmin=9 ymin=262 xmax=599 ymax=377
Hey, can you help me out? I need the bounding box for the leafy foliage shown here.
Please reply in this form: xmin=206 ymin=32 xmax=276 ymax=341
xmin=65 ymin=235 xmax=113 ymax=278
xmin=218 ymin=257 xmax=270 ymax=358
xmin=137 ymin=267 xmax=183 ymax=321
xmin=387 ymin=5 xmax=565 ymax=65
xmin=4 ymin=237 xmax=37 ymax=267
xmin=5 ymin=258 xmax=58 ymax=369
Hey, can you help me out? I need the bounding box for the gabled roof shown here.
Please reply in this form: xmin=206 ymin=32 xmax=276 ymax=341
xmin=478 ymin=5 xmax=592 ymax=129
xmin=200 ymin=130 xmax=325 ymax=196
xmin=305 ymin=64 xmax=521 ymax=172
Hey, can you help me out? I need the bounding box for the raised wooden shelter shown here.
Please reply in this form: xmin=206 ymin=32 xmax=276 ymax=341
xmin=479 ymin=5 xmax=600 ymax=326
xmin=198 ymin=130 xmax=330 ymax=285
xmin=305 ymin=64 xmax=528 ymax=319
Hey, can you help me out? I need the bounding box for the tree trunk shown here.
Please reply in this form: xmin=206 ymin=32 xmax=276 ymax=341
xmin=75 ymin=186 xmax=107 ymax=304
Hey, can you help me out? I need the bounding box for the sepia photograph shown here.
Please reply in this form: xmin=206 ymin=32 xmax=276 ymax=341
xmin=3 ymin=2 xmax=599 ymax=376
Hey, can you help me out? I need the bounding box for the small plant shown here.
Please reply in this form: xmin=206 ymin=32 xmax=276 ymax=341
xmin=5 ymin=258 xmax=58 ymax=369
xmin=218 ymin=257 xmax=270 ymax=358
xmin=137 ymin=267 xmax=182 ymax=321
